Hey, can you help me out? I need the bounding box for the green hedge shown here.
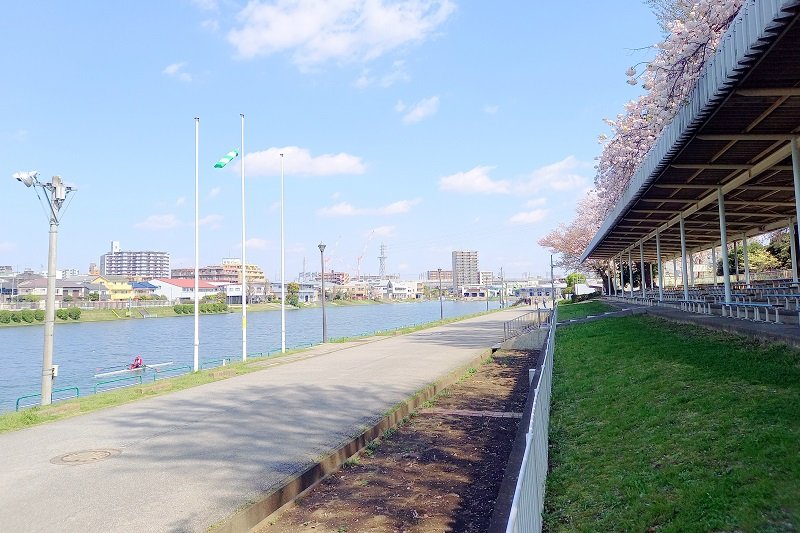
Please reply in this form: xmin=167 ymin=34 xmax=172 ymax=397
xmin=173 ymin=303 xmax=229 ymax=314
xmin=0 ymin=308 xmax=68 ymax=323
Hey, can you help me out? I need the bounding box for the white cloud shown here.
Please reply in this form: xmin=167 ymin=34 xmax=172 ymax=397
xmin=525 ymin=198 xmax=547 ymax=208
xmin=518 ymin=156 xmax=590 ymax=194
xmin=201 ymin=19 xmax=219 ymax=32
xmin=439 ymin=158 xmax=591 ymax=201
xmin=508 ymin=209 xmax=549 ymax=225
xmin=398 ymin=96 xmax=439 ymax=123
xmin=176 ymin=196 xmax=186 ymax=207
xmin=209 ymin=186 xmax=221 ymax=198
xmin=162 ymin=62 xmax=192 ymax=82
xmin=331 ymin=191 xmax=341 ymax=199
xmin=0 ymin=241 xmax=16 ymax=253
xmin=439 ymin=166 xmax=510 ymax=194
xmin=484 ymin=104 xmax=499 ymax=114
xmin=371 ymin=225 xmax=395 ymax=237
xmin=355 ymin=60 xmax=410 ymax=88
xmin=191 ymin=0 xmax=218 ymax=10
xmin=134 ymin=214 xmax=180 ymax=230
xmin=199 ymin=214 xmax=224 ymax=228
xmin=227 ymin=0 xmax=456 ymax=68
xmin=317 ymin=198 xmax=421 ymax=216
xmin=244 ymin=146 xmax=365 ymax=177
xmin=242 ymin=237 xmax=269 ymax=250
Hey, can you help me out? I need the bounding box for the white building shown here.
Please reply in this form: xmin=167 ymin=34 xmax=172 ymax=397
xmin=100 ymin=241 xmax=170 ymax=278
xmin=150 ymin=278 xmax=218 ymax=302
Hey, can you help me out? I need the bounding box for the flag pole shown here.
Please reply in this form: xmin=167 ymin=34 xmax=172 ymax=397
xmin=280 ymin=152 xmax=286 ymax=353
xmin=241 ymin=113 xmax=247 ymax=362
xmin=193 ymin=117 xmax=200 ymax=372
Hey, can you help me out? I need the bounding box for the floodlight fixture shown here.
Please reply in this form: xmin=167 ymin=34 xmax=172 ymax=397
xmin=13 ymin=171 xmax=39 ymax=187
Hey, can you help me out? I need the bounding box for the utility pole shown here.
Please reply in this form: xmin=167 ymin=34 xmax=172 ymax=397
xmin=550 ymin=254 xmax=556 ymax=309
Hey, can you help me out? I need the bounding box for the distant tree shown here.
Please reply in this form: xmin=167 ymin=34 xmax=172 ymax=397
xmin=88 ymin=292 xmax=100 ymax=301
xmin=565 ymin=273 xmax=587 ymax=288
xmin=63 ymin=295 xmax=73 ymax=302
xmin=767 ymin=230 xmax=793 ymax=270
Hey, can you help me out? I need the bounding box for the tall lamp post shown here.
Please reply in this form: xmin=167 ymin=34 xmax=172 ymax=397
xmin=437 ymin=268 xmax=443 ymax=320
xmin=318 ymin=242 xmax=328 ymax=343
xmin=14 ymin=171 xmax=75 ymax=406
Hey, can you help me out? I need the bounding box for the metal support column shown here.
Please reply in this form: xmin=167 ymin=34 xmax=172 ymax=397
xmin=680 ymin=215 xmax=689 ymax=301
xmin=792 ymin=137 xmax=800 ymax=282
xmin=743 ymin=234 xmax=751 ymax=287
xmin=688 ymin=253 xmax=694 ymax=287
xmin=656 ymin=229 xmax=663 ymax=302
xmin=718 ymin=188 xmax=732 ymax=303
xmin=790 ymin=223 xmax=798 ymax=283
xmin=640 ymin=242 xmax=646 ymax=297
xmin=627 ymin=249 xmax=633 ymax=298
xmin=711 ymin=246 xmax=717 ymax=286
xmin=618 ymin=255 xmax=623 ymax=296
xmin=673 ymin=258 xmax=677 ymax=288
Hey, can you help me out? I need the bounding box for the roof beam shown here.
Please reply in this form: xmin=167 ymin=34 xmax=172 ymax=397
xmin=696 ymin=134 xmax=798 ymax=141
xmin=671 ymin=164 xmax=752 ymax=170
xmin=735 ymin=88 xmax=800 ymax=97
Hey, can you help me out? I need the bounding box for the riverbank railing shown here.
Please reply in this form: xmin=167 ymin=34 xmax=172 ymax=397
xmin=503 ymin=304 xmax=557 ymax=532
xmin=503 ymin=309 xmax=550 ymax=341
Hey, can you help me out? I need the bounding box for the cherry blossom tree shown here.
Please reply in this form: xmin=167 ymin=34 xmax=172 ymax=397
xmin=540 ymin=0 xmax=744 ymax=279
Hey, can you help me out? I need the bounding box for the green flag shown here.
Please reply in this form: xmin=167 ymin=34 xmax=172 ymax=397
xmin=214 ymin=149 xmax=239 ymax=168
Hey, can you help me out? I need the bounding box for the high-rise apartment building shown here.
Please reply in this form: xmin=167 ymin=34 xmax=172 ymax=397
xmin=100 ymin=241 xmax=170 ymax=278
xmin=451 ymin=250 xmax=479 ymax=292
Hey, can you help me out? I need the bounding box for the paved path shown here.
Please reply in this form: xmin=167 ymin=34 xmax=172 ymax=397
xmin=0 ymin=309 xmax=530 ymax=532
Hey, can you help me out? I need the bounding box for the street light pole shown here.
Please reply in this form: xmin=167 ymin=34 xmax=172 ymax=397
xmin=318 ymin=243 xmax=328 ymax=343
xmin=14 ymin=171 xmax=75 ymax=406
xmin=437 ymin=267 xmax=443 ymax=320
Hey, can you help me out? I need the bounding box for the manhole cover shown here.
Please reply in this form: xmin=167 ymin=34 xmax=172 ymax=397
xmin=50 ymin=449 xmax=121 ymax=465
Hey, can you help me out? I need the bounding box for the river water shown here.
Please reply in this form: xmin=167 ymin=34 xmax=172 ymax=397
xmin=0 ymin=300 xmax=501 ymax=412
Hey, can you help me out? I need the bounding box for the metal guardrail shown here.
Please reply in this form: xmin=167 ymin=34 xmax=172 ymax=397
xmin=503 ymin=309 xmax=550 ymax=341
xmin=505 ymin=305 xmax=558 ymax=533
xmin=201 ymin=357 xmax=232 ymax=369
xmin=94 ymin=374 xmax=143 ymax=393
xmin=152 ymin=365 xmax=192 ymax=381
xmin=15 ymin=387 xmax=80 ymax=411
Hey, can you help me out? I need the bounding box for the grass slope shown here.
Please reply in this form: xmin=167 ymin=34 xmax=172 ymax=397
xmin=557 ymin=300 xmax=614 ymax=321
xmin=545 ymin=315 xmax=799 ymax=532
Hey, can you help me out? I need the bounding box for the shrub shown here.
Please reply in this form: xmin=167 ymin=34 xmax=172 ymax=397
xmin=0 ymin=310 xmax=11 ymax=324
xmin=19 ymin=309 xmax=35 ymax=323
xmin=173 ymin=304 xmax=183 ymax=314
xmin=56 ymin=309 xmax=69 ymax=320
xmin=67 ymin=307 xmax=81 ymax=320
xmin=10 ymin=311 xmax=21 ymax=322
xmin=34 ymin=310 xmax=45 ymax=321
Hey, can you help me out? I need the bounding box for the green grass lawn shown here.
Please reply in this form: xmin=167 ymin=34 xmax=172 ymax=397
xmin=557 ymin=299 xmax=614 ymax=321
xmin=544 ymin=315 xmax=799 ymax=532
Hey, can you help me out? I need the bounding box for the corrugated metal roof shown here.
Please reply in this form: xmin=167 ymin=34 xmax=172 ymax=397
xmin=582 ymin=0 xmax=800 ymax=262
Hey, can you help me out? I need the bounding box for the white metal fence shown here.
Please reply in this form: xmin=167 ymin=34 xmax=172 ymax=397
xmin=505 ymin=304 xmax=557 ymax=533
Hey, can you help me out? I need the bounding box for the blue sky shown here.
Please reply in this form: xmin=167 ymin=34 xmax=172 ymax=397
xmin=0 ymin=1 xmax=660 ymax=280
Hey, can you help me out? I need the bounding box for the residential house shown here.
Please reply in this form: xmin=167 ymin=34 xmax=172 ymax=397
xmin=93 ymin=275 xmax=134 ymax=301
xmin=150 ymin=278 xmax=219 ymax=302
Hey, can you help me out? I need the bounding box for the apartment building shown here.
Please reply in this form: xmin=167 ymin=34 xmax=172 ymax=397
xmin=451 ymin=250 xmax=479 ymax=292
xmin=100 ymin=241 xmax=169 ymax=278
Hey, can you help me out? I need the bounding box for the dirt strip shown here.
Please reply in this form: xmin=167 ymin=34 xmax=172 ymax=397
xmin=255 ymin=347 xmax=540 ymax=533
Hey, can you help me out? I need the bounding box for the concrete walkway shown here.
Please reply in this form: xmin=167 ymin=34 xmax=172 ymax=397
xmin=0 ymin=309 xmax=530 ymax=532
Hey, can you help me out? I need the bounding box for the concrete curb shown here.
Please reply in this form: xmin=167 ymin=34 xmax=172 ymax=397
xmin=212 ymin=348 xmax=495 ymax=533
